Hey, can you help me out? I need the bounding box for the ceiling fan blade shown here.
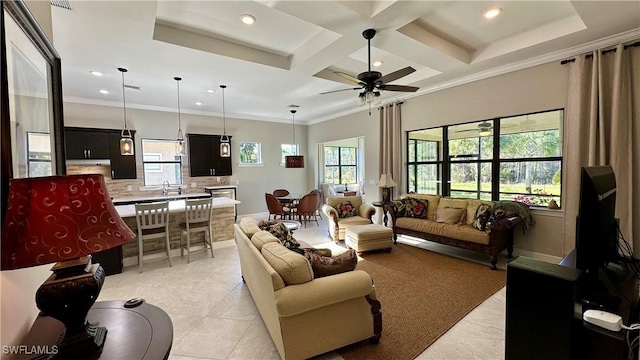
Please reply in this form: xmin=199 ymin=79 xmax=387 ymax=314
xmin=333 ymin=71 xmax=363 ymax=85
xmin=376 ymin=67 xmax=416 ymax=84
xmin=378 ymin=84 xmax=419 ymax=92
xmin=319 ymin=87 xmax=361 ymax=95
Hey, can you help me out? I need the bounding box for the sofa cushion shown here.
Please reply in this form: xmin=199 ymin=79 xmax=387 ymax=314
xmin=261 ymin=242 xmax=314 ymax=285
xmin=402 ymin=194 xmax=440 ymax=219
xmin=439 ymin=198 xmax=469 ymax=210
xmin=336 ymin=216 xmax=372 ymax=229
xmin=304 ymin=249 xmax=357 ymax=278
xmin=238 ymin=217 xmax=261 ymax=238
xmin=466 ymin=200 xmax=494 ymax=225
xmin=395 ymin=197 xmax=428 ymax=219
xmin=395 ymin=218 xmax=491 ymax=245
xmin=337 ymin=201 xmax=358 ymax=218
xmin=251 ymin=230 xmax=280 ymax=251
xmin=435 ymin=207 xmax=466 ymax=224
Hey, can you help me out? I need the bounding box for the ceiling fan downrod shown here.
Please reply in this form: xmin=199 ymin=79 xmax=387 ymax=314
xmin=363 ymin=29 xmax=376 ymax=73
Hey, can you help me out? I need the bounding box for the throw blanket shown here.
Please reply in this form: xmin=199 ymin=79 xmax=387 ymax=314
xmin=494 ymin=201 xmax=534 ymax=233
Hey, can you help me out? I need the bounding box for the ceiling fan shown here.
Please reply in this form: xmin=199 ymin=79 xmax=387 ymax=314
xmin=320 ymin=29 xmax=419 ymax=98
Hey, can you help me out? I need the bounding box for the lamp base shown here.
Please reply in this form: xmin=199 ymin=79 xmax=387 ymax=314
xmin=381 ymin=187 xmax=392 ymax=203
xmin=35 ymin=256 xmax=107 ymax=358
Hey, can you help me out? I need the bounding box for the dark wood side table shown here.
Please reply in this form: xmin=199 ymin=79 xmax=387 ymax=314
xmin=10 ymin=300 xmax=173 ymax=360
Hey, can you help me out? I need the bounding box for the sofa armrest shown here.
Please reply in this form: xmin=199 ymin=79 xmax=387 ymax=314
xmin=322 ymin=204 xmax=339 ymax=223
xmin=274 ymin=270 xmax=374 ymax=317
xmin=359 ymin=204 xmax=375 ymax=221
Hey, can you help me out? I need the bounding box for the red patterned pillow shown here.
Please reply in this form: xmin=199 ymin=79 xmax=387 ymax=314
xmin=338 ymin=201 xmax=358 ymax=218
xmin=396 ymin=197 xmax=428 ymax=219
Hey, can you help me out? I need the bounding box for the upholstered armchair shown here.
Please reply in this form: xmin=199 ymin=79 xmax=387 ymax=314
xmin=322 ymin=196 xmax=375 ymax=243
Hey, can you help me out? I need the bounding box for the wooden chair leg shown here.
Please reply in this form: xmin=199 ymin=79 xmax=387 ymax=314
xmin=186 ymin=231 xmax=191 ymax=263
xmin=165 ymin=232 xmax=172 ymax=267
xmin=138 ymin=234 xmax=144 ymax=274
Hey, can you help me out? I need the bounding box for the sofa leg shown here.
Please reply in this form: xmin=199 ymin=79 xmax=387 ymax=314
xmin=489 ymin=255 xmax=498 ymax=270
xmin=366 ymin=295 xmax=382 ymax=342
xmin=392 ymin=233 xmax=397 ymax=244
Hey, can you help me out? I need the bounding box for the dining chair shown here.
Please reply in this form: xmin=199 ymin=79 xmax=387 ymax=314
xmin=266 ymin=193 xmax=291 ymax=220
xmin=273 ymin=188 xmax=293 ymax=205
xmin=293 ymin=192 xmax=320 ymax=227
xmin=135 ymin=201 xmax=171 ymax=273
xmin=179 ymin=198 xmax=214 ymax=263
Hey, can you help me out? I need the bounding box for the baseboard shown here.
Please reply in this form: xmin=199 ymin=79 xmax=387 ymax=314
xmin=510 ymin=248 xmax=563 ymax=265
xmin=238 ymin=212 xmax=269 ymax=220
xmin=122 ymin=239 xmax=236 ymax=267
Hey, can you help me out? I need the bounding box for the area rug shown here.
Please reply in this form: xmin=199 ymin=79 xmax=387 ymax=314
xmin=336 ymin=243 xmax=506 ymax=360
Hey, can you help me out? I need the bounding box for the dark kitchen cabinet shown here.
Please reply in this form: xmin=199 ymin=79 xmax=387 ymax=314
xmin=65 ymin=128 xmax=110 ymax=159
xmin=108 ymin=132 xmax=137 ymax=179
xmin=187 ymin=134 xmax=232 ymax=177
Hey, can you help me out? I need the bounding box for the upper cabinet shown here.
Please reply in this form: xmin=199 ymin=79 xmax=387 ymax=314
xmin=64 ymin=127 xmax=137 ymax=179
xmin=187 ymin=134 xmax=232 ymax=177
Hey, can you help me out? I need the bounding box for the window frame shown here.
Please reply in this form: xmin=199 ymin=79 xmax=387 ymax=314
xmin=239 ymin=142 xmax=263 ymax=166
xmin=141 ymin=138 xmax=183 ymax=186
xmin=324 ymin=146 xmax=358 ymax=185
xmin=26 ymin=131 xmax=52 ymax=177
xmin=281 ymin=144 xmax=298 ymax=165
xmin=406 ymin=109 xmax=564 ymax=208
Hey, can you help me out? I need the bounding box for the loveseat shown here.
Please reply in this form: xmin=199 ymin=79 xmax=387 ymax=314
xmin=322 ymin=195 xmax=375 ymax=243
xmin=234 ymin=217 xmax=382 ymax=359
xmin=384 ymin=194 xmax=529 ymax=269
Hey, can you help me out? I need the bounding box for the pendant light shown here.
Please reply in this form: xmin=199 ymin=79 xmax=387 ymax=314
xmin=219 ymin=85 xmax=230 ymax=158
xmin=174 ymin=76 xmax=185 ymax=156
xmin=285 ymin=109 xmax=304 ymax=168
xmin=118 ymin=68 xmax=134 ymax=155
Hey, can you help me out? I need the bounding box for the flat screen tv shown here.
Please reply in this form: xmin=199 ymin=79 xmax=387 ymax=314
xmin=575 ymin=165 xmax=619 ymax=275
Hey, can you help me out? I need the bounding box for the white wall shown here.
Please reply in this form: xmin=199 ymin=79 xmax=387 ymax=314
xmin=309 ymin=61 xmax=570 ymax=259
xmin=63 ymin=102 xmax=308 ymax=216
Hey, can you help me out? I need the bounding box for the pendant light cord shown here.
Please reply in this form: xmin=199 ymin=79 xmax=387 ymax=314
xmin=291 ymin=110 xmax=296 ymax=155
xmin=118 ymin=68 xmax=130 ymax=135
xmin=221 ymin=85 xmax=228 ymax=142
xmin=175 ymin=77 xmax=182 ymax=135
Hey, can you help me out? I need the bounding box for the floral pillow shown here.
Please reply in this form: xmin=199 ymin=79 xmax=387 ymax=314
xmin=267 ymin=222 xmax=301 ymax=250
xmin=337 ymin=201 xmax=358 ymax=218
xmin=395 ymin=197 xmax=428 ymax=219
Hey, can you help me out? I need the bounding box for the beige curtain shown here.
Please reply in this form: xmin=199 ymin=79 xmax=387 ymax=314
xmin=379 ymin=102 xmax=403 ymax=198
xmin=563 ymin=43 xmax=640 ymax=256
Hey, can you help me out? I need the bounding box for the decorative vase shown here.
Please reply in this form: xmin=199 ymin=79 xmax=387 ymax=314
xmin=547 ymin=199 xmax=559 ymax=209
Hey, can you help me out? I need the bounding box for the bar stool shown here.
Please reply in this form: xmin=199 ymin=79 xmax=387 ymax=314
xmin=179 ymin=198 xmax=214 ymax=263
xmin=135 ymin=201 xmax=172 ymax=273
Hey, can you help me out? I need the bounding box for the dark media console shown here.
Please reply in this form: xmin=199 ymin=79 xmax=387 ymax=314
xmin=506 ymin=253 xmax=638 ymax=360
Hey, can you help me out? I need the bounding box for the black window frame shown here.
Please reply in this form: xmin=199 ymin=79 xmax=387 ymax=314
xmin=324 ymin=146 xmax=358 ymax=185
xmin=141 ymin=138 xmax=183 ymax=186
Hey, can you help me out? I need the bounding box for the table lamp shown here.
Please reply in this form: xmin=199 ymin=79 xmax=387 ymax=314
xmin=377 ymin=174 xmax=397 ymax=203
xmin=1 ymin=174 xmax=135 ymax=357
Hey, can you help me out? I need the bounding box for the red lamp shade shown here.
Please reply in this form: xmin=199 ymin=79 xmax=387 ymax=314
xmin=1 ymin=174 xmax=135 ymax=270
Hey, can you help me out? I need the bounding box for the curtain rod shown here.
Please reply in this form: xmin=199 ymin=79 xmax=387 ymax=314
xmin=377 ymin=101 xmax=404 ymax=110
xmin=560 ymin=41 xmax=640 ymax=65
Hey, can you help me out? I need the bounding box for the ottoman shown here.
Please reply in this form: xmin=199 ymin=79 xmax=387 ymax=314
xmin=345 ymin=224 xmax=393 ymax=253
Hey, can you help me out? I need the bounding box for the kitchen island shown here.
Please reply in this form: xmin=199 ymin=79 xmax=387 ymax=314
xmin=113 ymin=194 xmax=240 ymax=262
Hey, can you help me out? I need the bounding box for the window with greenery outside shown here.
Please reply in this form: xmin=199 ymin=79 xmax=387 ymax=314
xmin=239 ymin=142 xmax=262 ymax=165
xmin=142 ymin=139 xmax=183 ymax=186
xmin=324 ymin=146 xmax=357 ymax=185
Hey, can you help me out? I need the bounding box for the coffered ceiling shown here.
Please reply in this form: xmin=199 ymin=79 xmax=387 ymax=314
xmin=51 ymin=1 xmax=640 ymax=124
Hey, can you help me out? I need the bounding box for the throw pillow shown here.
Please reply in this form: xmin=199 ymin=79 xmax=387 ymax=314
xmin=304 ymin=249 xmax=357 ymax=278
xmin=435 ymin=207 xmax=466 ymax=224
xmin=401 ymin=197 xmax=428 ymax=219
xmin=337 ymin=201 xmax=358 ymax=218
xmin=267 ymin=222 xmax=301 ymax=250
xmin=485 ymin=209 xmax=506 ymax=234
xmin=472 ymin=203 xmax=493 ymax=231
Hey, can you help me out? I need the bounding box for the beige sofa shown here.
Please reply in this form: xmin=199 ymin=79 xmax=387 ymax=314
xmin=234 ymin=217 xmax=382 ymax=359
xmin=322 ymin=196 xmax=375 ymax=243
xmin=385 ymin=194 xmax=525 ymax=269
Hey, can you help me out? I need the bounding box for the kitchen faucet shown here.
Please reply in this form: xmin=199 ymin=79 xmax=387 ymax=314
xmin=162 ymin=180 xmax=170 ymax=196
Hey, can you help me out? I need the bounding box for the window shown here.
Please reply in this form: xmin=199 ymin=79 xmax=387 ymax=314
xmin=324 ymin=146 xmax=357 ymax=185
xmin=27 ymin=132 xmax=52 ymax=177
xmin=406 ymin=109 xmax=563 ymax=207
xmin=239 ymin=142 xmax=262 ymax=165
xmin=281 ymin=144 xmax=298 ymax=164
xmin=142 ymin=139 xmax=182 ymax=186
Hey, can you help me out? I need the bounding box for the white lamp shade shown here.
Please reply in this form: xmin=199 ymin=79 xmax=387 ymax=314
xmin=377 ymin=174 xmax=397 ymax=187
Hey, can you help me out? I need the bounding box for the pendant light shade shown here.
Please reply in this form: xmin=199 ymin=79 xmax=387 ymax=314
xmin=219 ymin=85 xmax=231 ymax=158
xmin=285 ymin=109 xmax=304 ymax=168
xmin=174 ymin=77 xmax=185 ymax=156
xmin=118 ymin=68 xmax=134 ymax=156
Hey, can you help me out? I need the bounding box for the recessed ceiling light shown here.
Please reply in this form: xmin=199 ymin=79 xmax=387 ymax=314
xmin=240 ymin=14 xmax=256 ymax=25
xmin=98 ymin=89 xmax=109 ymax=94
xmin=373 ymin=60 xmax=383 ymax=67
xmin=90 ymin=71 xmax=103 ymax=76
xmin=484 ymin=7 xmax=502 ymax=19
xmin=195 ymin=102 xmax=203 ymax=106
xmin=205 ymin=89 xmax=216 ymax=93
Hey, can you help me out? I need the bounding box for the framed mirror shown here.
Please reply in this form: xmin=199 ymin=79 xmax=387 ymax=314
xmin=1 ymin=0 xmax=65 ymax=221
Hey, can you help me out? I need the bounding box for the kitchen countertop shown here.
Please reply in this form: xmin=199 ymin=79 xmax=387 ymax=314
xmin=114 ymin=197 xmax=241 ymax=218
xmin=204 ymin=185 xmax=237 ymax=189
xmin=111 ymin=192 xmax=212 ymax=206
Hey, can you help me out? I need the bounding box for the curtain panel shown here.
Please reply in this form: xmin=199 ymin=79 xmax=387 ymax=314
xmin=563 ymin=43 xmax=639 ymax=256
xmin=379 ymin=102 xmax=402 ymax=198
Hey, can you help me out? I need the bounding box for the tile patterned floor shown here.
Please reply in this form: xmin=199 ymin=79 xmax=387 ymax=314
xmin=98 ymin=217 xmax=507 ymax=360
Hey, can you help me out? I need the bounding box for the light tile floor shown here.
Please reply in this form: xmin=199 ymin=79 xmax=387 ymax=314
xmin=98 ymin=217 xmax=508 ymax=360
